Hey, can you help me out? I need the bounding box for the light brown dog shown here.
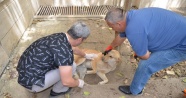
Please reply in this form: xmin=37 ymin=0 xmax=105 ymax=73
xmin=74 ymin=49 xmax=121 ymax=84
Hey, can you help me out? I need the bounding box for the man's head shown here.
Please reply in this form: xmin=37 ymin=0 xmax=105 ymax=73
xmin=67 ymin=21 xmax=90 ymax=47
xmin=105 ymin=8 xmax=126 ymax=32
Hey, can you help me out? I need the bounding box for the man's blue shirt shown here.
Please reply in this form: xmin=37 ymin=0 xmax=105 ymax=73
xmin=120 ymin=7 xmax=186 ymax=56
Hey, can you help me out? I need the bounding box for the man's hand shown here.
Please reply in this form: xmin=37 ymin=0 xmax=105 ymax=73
xmin=133 ymin=53 xmax=138 ymax=60
xmin=102 ymin=45 xmax=113 ymax=55
xmin=84 ymin=54 xmax=97 ymax=60
xmin=105 ymin=45 xmax=113 ymax=51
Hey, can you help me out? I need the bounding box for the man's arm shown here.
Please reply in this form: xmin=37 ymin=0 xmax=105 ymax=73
xmin=103 ymin=35 xmax=126 ymax=55
xmin=110 ymin=35 xmax=126 ymax=49
xmin=72 ymin=47 xmax=97 ymax=60
xmin=138 ymin=50 xmax=150 ymax=60
xmin=59 ymin=66 xmax=81 ymax=87
xmin=72 ymin=47 xmax=85 ymax=57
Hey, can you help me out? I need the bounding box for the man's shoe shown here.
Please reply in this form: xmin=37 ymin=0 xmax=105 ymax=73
xmin=119 ymin=86 xmax=142 ymax=95
xmin=50 ymin=88 xmax=71 ymax=96
xmin=119 ymin=86 xmax=132 ymax=94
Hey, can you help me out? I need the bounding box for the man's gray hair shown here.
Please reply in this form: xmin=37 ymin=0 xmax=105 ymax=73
xmin=67 ymin=21 xmax=90 ymax=39
xmin=105 ymin=8 xmax=125 ymax=24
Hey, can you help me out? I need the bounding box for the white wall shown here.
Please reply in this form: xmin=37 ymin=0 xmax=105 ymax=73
xmin=0 ymin=0 xmax=39 ymax=75
xmin=138 ymin=0 xmax=186 ymax=9
xmin=36 ymin=0 xmax=186 ymax=12
xmin=37 ymin=0 xmax=126 ymax=6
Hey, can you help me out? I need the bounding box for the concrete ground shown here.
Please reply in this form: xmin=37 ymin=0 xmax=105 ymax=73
xmin=0 ymin=18 xmax=186 ymax=98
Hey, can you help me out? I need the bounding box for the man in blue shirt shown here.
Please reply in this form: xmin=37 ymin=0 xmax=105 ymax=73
xmin=104 ymin=7 xmax=186 ymax=95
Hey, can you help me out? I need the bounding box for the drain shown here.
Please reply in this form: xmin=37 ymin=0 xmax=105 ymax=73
xmin=34 ymin=5 xmax=121 ymax=19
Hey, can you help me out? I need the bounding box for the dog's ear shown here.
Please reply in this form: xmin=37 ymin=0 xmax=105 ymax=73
xmin=116 ymin=57 xmax=122 ymax=65
xmin=117 ymin=57 xmax=121 ymax=61
xmin=112 ymin=50 xmax=122 ymax=65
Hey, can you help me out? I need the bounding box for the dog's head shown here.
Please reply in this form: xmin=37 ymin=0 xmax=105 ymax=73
xmin=102 ymin=50 xmax=121 ymax=65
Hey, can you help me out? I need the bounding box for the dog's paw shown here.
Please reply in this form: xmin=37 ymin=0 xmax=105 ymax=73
xmin=98 ymin=80 xmax=108 ymax=85
xmin=98 ymin=82 xmax=105 ymax=85
xmin=84 ymin=82 xmax=90 ymax=86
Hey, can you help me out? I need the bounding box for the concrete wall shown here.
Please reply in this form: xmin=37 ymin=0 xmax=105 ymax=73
xmin=37 ymin=0 xmax=186 ymax=9
xmin=37 ymin=0 xmax=126 ymax=7
xmin=36 ymin=0 xmax=186 ymax=13
xmin=138 ymin=0 xmax=186 ymax=9
xmin=131 ymin=0 xmax=186 ymax=16
xmin=0 ymin=0 xmax=39 ymax=75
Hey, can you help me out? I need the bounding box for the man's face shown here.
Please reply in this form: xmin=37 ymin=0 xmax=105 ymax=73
xmin=73 ymin=38 xmax=85 ymax=47
xmin=106 ymin=20 xmax=125 ymax=33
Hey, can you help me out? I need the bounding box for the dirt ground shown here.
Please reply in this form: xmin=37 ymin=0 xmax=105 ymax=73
xmin=0 ymin=19 xmax=186 ymax=98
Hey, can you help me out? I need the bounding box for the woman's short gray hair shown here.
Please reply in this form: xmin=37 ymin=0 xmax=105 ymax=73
xmin=105 ymin=8 xmax=125 ymax=24
xmin=67 ymin=21 xmax=90 ymax=39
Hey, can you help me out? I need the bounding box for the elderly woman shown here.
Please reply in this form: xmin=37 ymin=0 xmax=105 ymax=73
xmin=17 ymin=21 xmax=96 ymax=96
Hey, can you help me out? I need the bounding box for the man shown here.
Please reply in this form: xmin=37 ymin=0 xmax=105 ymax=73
xmin=104 ymin=7 xmax=186 ymax=95
xmin=17 ymin=21 xmax=96 ymax=96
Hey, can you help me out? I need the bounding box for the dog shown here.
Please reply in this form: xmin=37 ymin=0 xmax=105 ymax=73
xmin=74 ymin=49 xmax=121 ymax=84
